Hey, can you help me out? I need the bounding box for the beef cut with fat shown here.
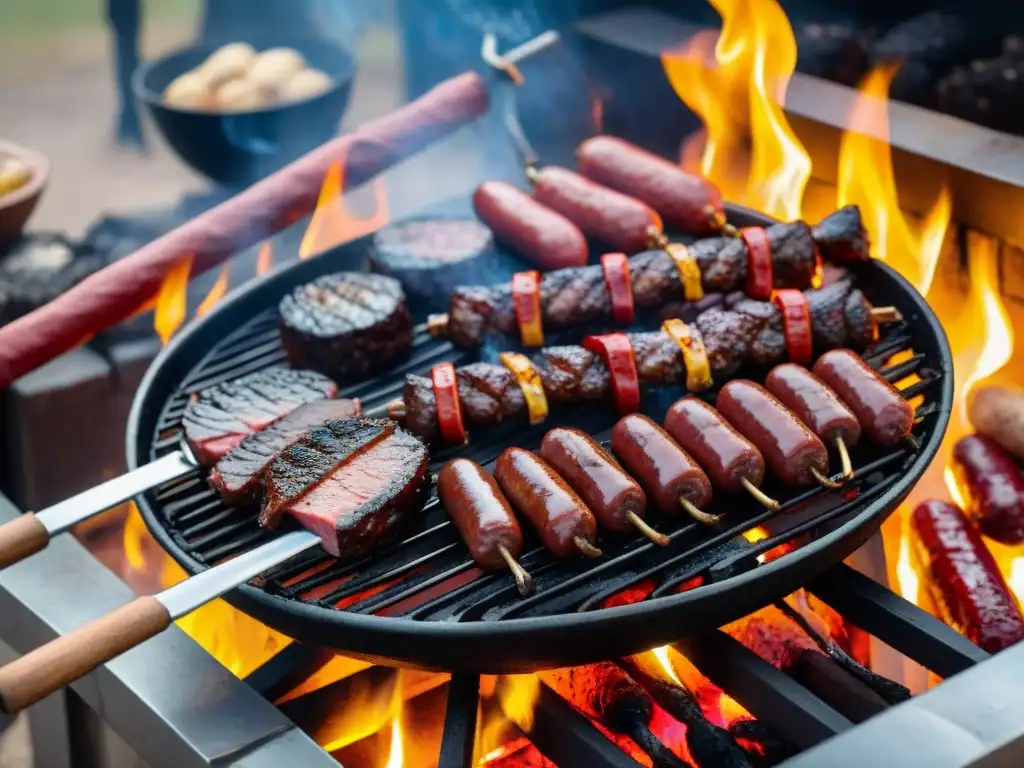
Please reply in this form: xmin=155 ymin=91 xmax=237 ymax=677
xmin=208 ymin=398 xmax=362 ymax=504
xmin=280 ymin=427 xmax=430 ymax=558
xmin=182 ymin=367 xmax=338 ymax=465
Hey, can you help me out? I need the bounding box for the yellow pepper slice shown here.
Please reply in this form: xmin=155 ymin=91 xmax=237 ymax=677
xmin=662 ymin=318 xmax=713 ymax=392
xmin=499 ymin=352 xmax=549 ymax=425
xmin=665 ymin=243 xmax=704 ymax=301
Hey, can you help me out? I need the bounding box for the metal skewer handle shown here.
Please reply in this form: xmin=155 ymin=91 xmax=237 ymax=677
xmin=0 ymin=530 xmax=319 ymax=714
xmin=0 ymin=446 xmax=197 ymax=569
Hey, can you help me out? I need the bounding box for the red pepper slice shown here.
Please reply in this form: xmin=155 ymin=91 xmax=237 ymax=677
xmin=600 ymin=252 xmax=636 ymax=325
xmin=511 ymin=270 xmax=544 ymax=347
xmin=741 ymin=227 xmax=773 ymax=300
xmin=582 ymin=333 xmax=641 ymax=415
xmin=431 ymin=363 xmax=467 ymax=444
xmin=773 ymin=289 xmax=813 ymax=365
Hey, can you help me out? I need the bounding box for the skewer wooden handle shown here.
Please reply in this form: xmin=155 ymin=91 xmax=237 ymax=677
xmin=0 ymin=596 xmax=171 ymax=714
xmin=0 ymin=514 xmax=48 ymax=569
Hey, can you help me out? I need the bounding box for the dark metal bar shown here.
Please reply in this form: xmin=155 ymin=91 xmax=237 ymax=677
xmin=244 ymin=643 xmax=335 ymax=703
xmin=808 ymin=564 xmax=989 ymax=678
xmin=438 ymin=674 xmax=479 ymax=768
xmin=674 ymin=630 xmax=853 ymax=750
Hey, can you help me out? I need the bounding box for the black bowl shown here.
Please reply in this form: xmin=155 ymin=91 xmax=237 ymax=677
xmin=133 ymin=36 xmax=356 ymax=188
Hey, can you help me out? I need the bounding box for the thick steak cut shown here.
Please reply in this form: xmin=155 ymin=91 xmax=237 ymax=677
xmin=283 ymin=428 xmax=430 ymax=558
xmin=260 ymin=418 xmax=395 ymax=527
xmin=182 ymin=367 xmax=338 ymax=466
xmin=208 ymin=398 xmax=362 ymax=504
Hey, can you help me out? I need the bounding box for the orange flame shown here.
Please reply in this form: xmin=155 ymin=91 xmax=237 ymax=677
xmin=475 ymin=675 xmax=541 ymax=763
xmin=196 ymin=263 xmax=230 ymax=318
xmin=256 ymin=241 xmax=274 ymax=275
xmin=153 ymin=254 xmax=193 ymax=345
xmin=662 ymin=0 xmax=810 ymax=219
xmin=299 ymin=155 xmax=390 ymax=260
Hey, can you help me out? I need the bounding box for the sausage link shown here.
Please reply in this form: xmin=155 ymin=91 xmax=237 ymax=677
xmin=540 ymin=427 xmax=647 ymax=534
xmin=951 ymin=435 xmax=1024 ymax=545
xmin=494 ymin=447 xmax=599 ymax=558
xmin=717 ymin=380 xmax=829 ymax=487
xmin=664 ymin=397 xmax=765 ymax=494
xmin=531 ymin=166 xmax=663 ymax=254
xmin=812 ymin=349 xmax=913 ymax=446
xmin=472 ymin=181 xmax=589 ymax=270
xmin=611 ymin=414 xmax=712 ymax=515
xmin=765 ymin=364 xmax=861 ymax=447
xmin=911 ymin=499 xmax=1024 ymax=653
xmin=437 ymin=459 xmax=524 ymax=570
xmin=576 ymin=136 xmax=724 ymax=236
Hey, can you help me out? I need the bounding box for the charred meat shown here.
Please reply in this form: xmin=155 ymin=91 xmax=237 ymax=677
xmin=182 ymin=367 xmax=337 ymax=465
xmin=279 ymin=272 xmax=413 ymax=379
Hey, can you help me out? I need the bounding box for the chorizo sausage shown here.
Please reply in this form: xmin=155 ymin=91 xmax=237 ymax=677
xmin=911 ymin=499 xmax=1024 ymax=653
xmin=765 ymin=364 xmax=861 ymax=448
xmin=968 ymin=385 xmax=1024 ymax=460
xmin=812 ymin=349 xmax=913 ymax=446
xmin=717 ymin=380 xmax=831 ymax=488
xmin=531 ymin=166 xmax=663 ymax=254
xmin=576 ymin=135 xmax=725 ymax=236
xmin=437 ymin=459 xmax=524 ymax=570
xmin=494 ymin=447 xmax=601 ymax=559
xmin=950 ymin=435 xmax=1024 ymax=545
xmin=472 ymin=181 xmax=589 ymax=270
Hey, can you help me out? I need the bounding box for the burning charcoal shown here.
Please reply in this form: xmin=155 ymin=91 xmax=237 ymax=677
xmin=936 ymin=51 xmax=1024 ymax=135
xmin=795 ymin=22 xmax=872 ymax=87
xmin=870 ymin=12 xmax=1005 ymax=107
xmin=728 ymin=720 xmax=798 ymax=767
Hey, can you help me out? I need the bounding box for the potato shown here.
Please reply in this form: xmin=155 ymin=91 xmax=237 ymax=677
xmin=968 ymin=385 xmax=1024 ymax=459
xmin=163 ymin=71 xmax=213 ymax=109
xmin=0 ymin=157 xmax=31 ymax=197
xmin=280 ymin=68 xmax=332 ymax=101
xmin=200 ymin=42 xmax=257 ymax=88
xmin=216 ymin=78 xmax=265 ymax=111
xmin=248 ymin=47 xmax=306 ymax=97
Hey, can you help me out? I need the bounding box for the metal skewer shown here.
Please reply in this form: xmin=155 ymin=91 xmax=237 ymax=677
xmin=679 ymin=497 xmax=724 ymax=526
xmin=810 ymin=467 xmax=845 ymax=490
xmin=740 ymin=477 xmax=782 ymax=512
xmin=627 ymin=511 xmax=672 ymax=545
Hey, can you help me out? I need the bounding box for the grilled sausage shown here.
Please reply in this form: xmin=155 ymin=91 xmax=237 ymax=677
xmin=540 ymin=427 xmax=647 ymax=534
xmin=531 ymin=166 xmax=663 ymax=254
xmin=494 ymin=447 xmax=600 ymax=559
xmin=968 ymin=385 xmax=1024 ymax=460
xmin=576 ymin=135 xmax=725 ymax=236
xmin=437 ymin=459 xmax=524 ymax=570
xmin=664 ymin=397 xmax=766 ymax=494
xmin=951 ymin=435 xmax=1024 ymax=545
xmin=911 ymin=499 xmax=1024 ymax=653
xmin=765 ymin=364 xmax=862 ymax=448
xmin=812 ymin=349 xmax=913 ymax=446
xmin=472 ymin=181 xmax=589 ymax=270
xmin=611 ymin=414 xmax=712 ymax=515
xmin=717 ymin=380 xmax=830 ymax=487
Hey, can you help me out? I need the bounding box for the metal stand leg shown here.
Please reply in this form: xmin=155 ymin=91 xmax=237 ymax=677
xmin=26 ymin=689 xmax=75 ymax=768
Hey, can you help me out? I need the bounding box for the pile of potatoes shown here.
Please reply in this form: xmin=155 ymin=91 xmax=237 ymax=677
xmin=0 ymin=154 xmax=31 ymax=200
xmin=163 ymin=43 xmax=333 ymax=112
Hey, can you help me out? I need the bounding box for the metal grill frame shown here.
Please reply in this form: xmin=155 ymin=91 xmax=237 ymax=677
xmin=126 ymin=206 xmax=953 ymax=672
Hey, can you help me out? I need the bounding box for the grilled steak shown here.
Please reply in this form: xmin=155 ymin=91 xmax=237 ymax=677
xmin=279 ymin=272 xmax=414 ymax=380
xmin=208 ymin=398 xmax=362 ymax=504
xmin=182 ymin=367 xmax=338 ymax=466
xmin=282 ymin=427 xmax=430 ymax=558
xmin=260 ymin=418 xmax=395 ymax=527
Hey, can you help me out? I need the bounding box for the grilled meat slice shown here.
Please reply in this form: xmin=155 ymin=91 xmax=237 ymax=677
xmin=279 ymin=272 xmax=413 ymax=380
xmin=182 ymin=367 xmax=337 ymax=466
xmin=208 ymin=398 xmax=362 ymax=504
xmin=260 ymin=418 xmax=395 ymax=527
xmin=281 ymin=428 xmax=430 ymax=558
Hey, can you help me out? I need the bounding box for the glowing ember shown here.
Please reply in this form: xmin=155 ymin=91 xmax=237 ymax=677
xmin=153 ymin=254 xmax=193 ymax=345
xmin=256 ymin=241 xmax=274 ymax=275
xmin=299 ymin=155 xmax=390 ymax=260
xmin=196 ymin=263 xmax=230 ymax=318
xmin=650 ymin=646 xmax=683 ymax=686
xmin=662 ymin=0 xmax=811 ymax=219
xmin=476 ymin=675 xmax=542 ymax=762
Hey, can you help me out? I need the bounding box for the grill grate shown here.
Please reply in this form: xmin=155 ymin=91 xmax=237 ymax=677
xmin=143 ymin=304 xmax=943 ymax=626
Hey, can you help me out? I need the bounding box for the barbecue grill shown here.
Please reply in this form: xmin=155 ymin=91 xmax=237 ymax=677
xmin=126 ymin=205 xmax=952 ymax=672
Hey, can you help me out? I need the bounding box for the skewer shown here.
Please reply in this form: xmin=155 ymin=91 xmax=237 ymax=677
xmin=740 ymin=477 xmax=781 ymax=512
xmin=498 ymin=544 xmax=535 ymax=596
xmin=574 ymin=536 xmax=603 ymax=558
xmin=810 ymin=467 xmax=844 ymax=490
xmin=870 ymin=306 xmax=902 ymax=323
xmin=626 ymin=511 xmax=671 ymax=546
xmin=835 ymin=436 xmax=854 ymax=481
xmin=679 ymin=497 xmax=724 ymax=526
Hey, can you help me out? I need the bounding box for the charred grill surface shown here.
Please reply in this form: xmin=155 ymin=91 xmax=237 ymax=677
xmin=279 ymin=272 xmax=413 ymax=379
xmin=181 ymin=367 xmax=338 ymax=466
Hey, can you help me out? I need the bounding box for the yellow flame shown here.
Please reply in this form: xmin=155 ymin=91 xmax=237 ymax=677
xmin=122 ymin=503 xmax=148 ymax=571
xmin=299 ymin=158 xmax=390 ymax=260
xmin=895 ymin=516 xmax=919 ymax=606
xmin=1009 ymin=559 xmax=1024 ymax=601
xmin=256 ymin=241 xmax=274 ymax=275
xmin=154 ymin=254 xmax=193 ymax=345
xmin=384 ymin=711 xmax=404 ymax=768
xmin=195 ymin=263 xmax=230 ymax=318
xmin=474 ymin=674 xmax=541 ymax=763
xmin=837 ymin=63 xmax=952 ymax=295
xmin=662 ymin=0 xmax=810 ymax=219
xmin=651 ymin=646 xmax=683 ymax=686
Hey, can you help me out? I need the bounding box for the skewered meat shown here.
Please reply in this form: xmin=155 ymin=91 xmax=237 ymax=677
xmin=279 ymin=272 xmax=413 ymax=379
xmin=402 ymin=279 xmax=875 ymax=441
xmin=441 ymin=208 xmax=864 ymax=348
xmin=765 ymin=364 xmax=861 ymax=449
xmin=208 ymin=398 xmax=362 ymax=503
xmin=950 ymin=435 xmax=1024 ymax=545
xmin=260 ymin=419 xmax=395 ymax=527
xmin=810 ymin=205 xmax=870 ymax=264
xmin=182 ymin=367 xmax=337 ymax=465
xmin=280 ymin=426 xmax=430 ymax=558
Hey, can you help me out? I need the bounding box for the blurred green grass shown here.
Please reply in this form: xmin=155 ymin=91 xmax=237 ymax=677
xmin=0 ymin=0 xmax=200 ymax=40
